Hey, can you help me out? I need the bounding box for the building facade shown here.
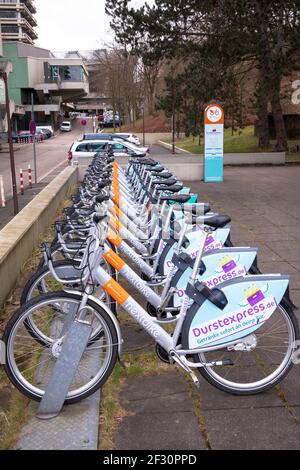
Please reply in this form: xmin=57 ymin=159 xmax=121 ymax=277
xmin=54 ymin=50 xmax=111 ymax=115
xmin=0 ymin=42 xmax=89 ymax=131
xmin=0 ymin=0 xmax=37 ymax=44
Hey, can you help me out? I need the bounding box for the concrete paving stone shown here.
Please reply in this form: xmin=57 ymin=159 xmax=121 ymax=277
xmin=290 ymin=290 xmax=300 ymax=306
xmin=115 ymin=411 xmax=207 ymax=450
xmin=291 ymin=406 xmax=300 ymax=423
xmin=258 ymin=261 xmax=298 ymax=274
xmin=123 ymin=374 xmax=193 ymax=414
xmin=256 ymin=233 xmax=298 ymax=242
xmin=203 ymin=407 xmax=300 ymax=450
xmin=289 ymin=274 xmax=300 ymax=290
xmin=290 ymin=262 xmax=300 ymax=272
xmin=251 ymin=225 xmax=284 ymax=235
xmin=255 ymin=245 xmax=282 ymax=262
xmin=115 ymin=373 xmax=207 ymax=450
xmin=278 ymin=367 xmax=300 ymax=407
xmin=265 ymin=215 xmax=299 ymax=226
xmin=268 ymin=241 xmax=300 ymax=252
xmin=120 ymin=373 xmax=188 ymax=402
xmin=198 ymin=376 xmax=282 ymax=411
xmin=268 ymin=249 xmax=300 ymax=262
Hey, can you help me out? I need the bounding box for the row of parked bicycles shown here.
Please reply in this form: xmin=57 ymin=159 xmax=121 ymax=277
xmin=2 ymin=151 xmax=299 ymax=406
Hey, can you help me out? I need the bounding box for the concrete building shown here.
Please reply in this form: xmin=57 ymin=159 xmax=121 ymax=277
xmin=54 ymin=50 xmax=111 ymax=115
xmin=0 ymin=42 xmax=89 ymax=130
xmin=0 ymin=0 xmax=37 ymax=45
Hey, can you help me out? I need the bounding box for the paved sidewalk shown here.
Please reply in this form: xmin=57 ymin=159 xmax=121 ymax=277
xmin=112 ymin=165 xmax=300 ymax=451
xmin=0 ymin=161 xmax=67 ymax=230
xmin=9 ymin=165 xmax=300 ymax=450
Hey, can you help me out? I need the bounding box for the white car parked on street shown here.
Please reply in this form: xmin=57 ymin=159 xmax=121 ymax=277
xmin=113 ymin=133 xmax=141 ymax=146
xmin=68 ymin=139 xmax=146 ymax=165
xmin=60 ymin=121 xmax=72 ymax=132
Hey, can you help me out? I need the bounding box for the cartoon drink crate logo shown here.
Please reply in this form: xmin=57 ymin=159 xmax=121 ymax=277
xmin=244 ymin=285 xmax=265 ymax=306
xmin=204 ymin=234 xmax=223 ymax=252
xmin=219 ymin=255 xmax=237 ymax=273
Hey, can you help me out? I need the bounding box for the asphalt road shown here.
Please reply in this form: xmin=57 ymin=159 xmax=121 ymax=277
xmin=0 ymin=118 xmax=93 ymax=198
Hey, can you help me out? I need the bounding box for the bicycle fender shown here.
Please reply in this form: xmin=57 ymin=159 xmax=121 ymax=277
xmin=181 ymin=275 xmax=290 ymax=350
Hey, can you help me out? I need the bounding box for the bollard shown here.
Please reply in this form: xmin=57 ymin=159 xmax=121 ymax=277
xmin=28 ymin=164 xmax=32 ymax=188
xmin=20 ymin=168 xmax=24 ymax=195
xmin=0 ymin=175 xmax=5 ymax=207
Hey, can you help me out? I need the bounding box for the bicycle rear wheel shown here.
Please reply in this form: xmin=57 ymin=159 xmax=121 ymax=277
xmin=3 ymin=292 xmax=119 ymax=404
xmin=195 ymin=304 xmax=299 ymax=395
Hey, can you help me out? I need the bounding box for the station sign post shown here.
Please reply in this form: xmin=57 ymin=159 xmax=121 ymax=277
xmin=204 ymin=104 xmax=224 ymax=183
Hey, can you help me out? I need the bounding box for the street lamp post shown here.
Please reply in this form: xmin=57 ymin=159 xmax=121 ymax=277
xmin=31 ymin=91 xmax=37 ymax=184
xmin=142 ymin=105 xmax=145 ymax=146
xmin=0 ymin=70 xmax=19 ymax=215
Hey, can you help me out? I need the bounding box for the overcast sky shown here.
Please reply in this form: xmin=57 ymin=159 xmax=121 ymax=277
xmin=35 ymin=0 xmax=153 ymax=53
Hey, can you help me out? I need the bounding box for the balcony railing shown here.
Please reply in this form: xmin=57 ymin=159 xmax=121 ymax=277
xmin=0 ymin=2 xmax=37 ymax=26
xmin=0 ymin=17 xmax=38 ymax=38
xmin=1 ymin=31 xmax=34 ymax=44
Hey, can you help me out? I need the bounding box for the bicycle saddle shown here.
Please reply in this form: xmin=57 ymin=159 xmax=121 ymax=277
xmin=149 ymin=167 xmax=166 ymax=173
xmin=160 ymin=194 xmax=191 ymax=203
xmin=98 ymin=180 xmax=111 ymax=189
xmin=152 ymin=172 xmax=173 ymax=179
xmin=153 ymin=177 xmax=178 ymax=186
xmin=95 ymin=195 xmax=110 ymax=204
xmin=157 ymin=184 xmax=183 ymax=193
xmin=173 ymin=203 xmax=211 ymax=215
xmin=194 ymin=214 xmax=231 ymax=228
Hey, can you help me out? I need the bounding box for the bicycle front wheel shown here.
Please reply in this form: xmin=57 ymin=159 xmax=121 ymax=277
xmin=196 ymin=304 xmax=299 ymax=395
xmin=3 ymin=292 xmax=119 ymax=404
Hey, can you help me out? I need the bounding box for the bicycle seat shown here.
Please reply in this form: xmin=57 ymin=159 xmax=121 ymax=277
xmin=173 ymin=203 xmax=211 ymax=215
xmin=195 ymin=214 xmax=231 ymax=228
xmin=160 ymin=194 xmax=191 ymax=203
xmin=152 ymin=172 xmax=173 ymax=179
xmin=157 ymin=184 xmax=183 ymax=193
xmin=153 ymin=177 xmax=178 ymax=186
xmin=95 ymin=195 xmax=110 ymax=204
xmin=149 ymin=167 xmax=166 ymax=173
xmin=98 ymin=180 xmax=111 ymax=189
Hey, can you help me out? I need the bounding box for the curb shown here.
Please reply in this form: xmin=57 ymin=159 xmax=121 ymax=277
xmin=157 ymin=140 xmax=192 ymax=154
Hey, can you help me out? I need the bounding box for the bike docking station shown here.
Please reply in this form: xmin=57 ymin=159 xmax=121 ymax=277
xmin=204 ymin=103 xmax=224 ymax=183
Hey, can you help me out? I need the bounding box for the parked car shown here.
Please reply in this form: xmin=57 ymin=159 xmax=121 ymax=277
xmin=68 ymin=139 xmax=146 ymax=165
xmin=107 ymin=141 xmax=147 ymax=157
xmin=82 ymin=133 xmax=149 ymax=153
xmin=114 ymin=133 xmax=141 ymax=146
xmin=83 ymin=133 xmax=129 ymax=143
xmin=68 ymin=140 xmax=110 ymax=164
xmin=60 ymin=121 xmax=72 ymax=132
xmin=37 ymin=125 xmax=54 ymax=137
xmin=18 ymin=130 xmax=46 ymax=141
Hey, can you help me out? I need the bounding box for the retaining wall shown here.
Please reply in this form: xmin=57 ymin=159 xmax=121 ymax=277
xmin=0 ymin=166 xmax=78 ymax=308
xmin=158 ymin=141 xmax=286 ymax=165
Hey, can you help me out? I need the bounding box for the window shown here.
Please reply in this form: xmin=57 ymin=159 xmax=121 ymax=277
xmin=112 ymin=143 xmax=126 ymax=150
xmin=50 ymin=65 xmax=85 ymax=82
xmin=1 ymin=25 xmax=19 ymax=33
xmin=0 ymin=11 xmax=18 ymax=18
xmin=76 ymin=142 xmax=107 ymax=152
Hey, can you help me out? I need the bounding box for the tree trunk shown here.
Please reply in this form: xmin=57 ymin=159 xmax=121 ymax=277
xmin=256 ymin=90 xmax=270 ymax=148
xmin=271 ymin=77 xmax=288 ymax=152
xmin=256 ymin=55 xmax=270 ymax=149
